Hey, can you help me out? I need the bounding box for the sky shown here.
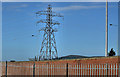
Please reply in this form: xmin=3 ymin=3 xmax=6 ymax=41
xmin=2 ymin=2 xmax=118 ymax=61
xmin=1 ymin=0 xmax=120 ymax=2
xmin=118 ymin=2 xmax=120 ymax=55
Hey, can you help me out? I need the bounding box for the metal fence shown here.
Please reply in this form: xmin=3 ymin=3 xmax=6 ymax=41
xmin=68 ymin=63 xmax=119 ymax=76
xmin=1 ymin=62 xmax=120 ymax=77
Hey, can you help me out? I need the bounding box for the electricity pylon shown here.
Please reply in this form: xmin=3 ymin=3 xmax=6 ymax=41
xmin=36 ymin=5 xmax=63 ymax=60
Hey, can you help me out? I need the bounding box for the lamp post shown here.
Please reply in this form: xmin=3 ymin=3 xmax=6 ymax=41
xmin=105 ymin=0 xmax=108 ymax=57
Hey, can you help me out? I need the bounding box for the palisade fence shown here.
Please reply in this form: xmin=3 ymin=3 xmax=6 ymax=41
xmin=1 ymin=62 xmax=120 ymax=77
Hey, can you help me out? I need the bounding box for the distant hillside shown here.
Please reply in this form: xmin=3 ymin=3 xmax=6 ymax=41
xmin=29 ymin=55 xmax=106 ymax=61
xmin=58 ymin=55 xmax=89 ymax=60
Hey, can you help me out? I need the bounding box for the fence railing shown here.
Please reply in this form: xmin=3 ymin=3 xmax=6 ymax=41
xmin=1 ymin=62 xmax=120 ymax=77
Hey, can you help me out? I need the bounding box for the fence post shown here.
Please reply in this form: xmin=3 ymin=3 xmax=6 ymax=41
xmin=106 ymin=63 xmax=108 ymax=77
xmin=33 ymin=62 xmax=35 ymax=77
xmin=5 ymin=61 xmax=7 ymax=77
xmin=66 ymin=63 xmax=68 ymax=77
xmin=118 ymin=63 xmax=120 ymax=77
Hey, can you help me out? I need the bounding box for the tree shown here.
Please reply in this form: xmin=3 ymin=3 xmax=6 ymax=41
xmin=108 ymin=48 xmax=116 ymax=56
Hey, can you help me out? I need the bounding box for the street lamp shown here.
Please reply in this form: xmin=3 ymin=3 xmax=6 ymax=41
xmin=105 ymin=0 xmax=108 ymax=57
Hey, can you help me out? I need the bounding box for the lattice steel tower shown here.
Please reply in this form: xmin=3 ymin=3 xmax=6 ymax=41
xmin=36 ymin=5 xmax=63 ymax=60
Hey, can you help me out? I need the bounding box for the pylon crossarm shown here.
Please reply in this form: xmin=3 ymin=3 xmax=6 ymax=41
xmin=37 ymin=20 xmax=47 ymax=24
xmin=36 ymin=10 xmax=48 ymax=14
